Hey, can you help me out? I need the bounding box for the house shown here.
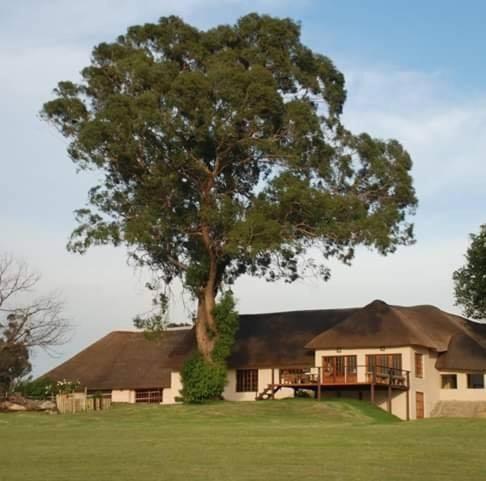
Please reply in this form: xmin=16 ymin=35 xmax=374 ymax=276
xmin=44 ymin=300 xmax=486 ymax=419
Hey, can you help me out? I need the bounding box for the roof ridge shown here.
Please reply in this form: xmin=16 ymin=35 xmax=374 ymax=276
xmin=240 ymin=307 xmax=354 ymax=317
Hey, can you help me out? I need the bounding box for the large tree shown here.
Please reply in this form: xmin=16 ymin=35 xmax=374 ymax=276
xmin=42 ymin=14 xmax=417 ymax=362
xmin=453 ymin=224 xmax=486 ymax=320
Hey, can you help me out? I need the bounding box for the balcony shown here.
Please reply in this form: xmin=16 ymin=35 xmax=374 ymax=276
xmin=277 ymin=365 xmax=409 ymax=389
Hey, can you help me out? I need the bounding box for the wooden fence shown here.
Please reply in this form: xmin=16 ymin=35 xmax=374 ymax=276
xmin=56 ymin=392 xmax=111 ymax=414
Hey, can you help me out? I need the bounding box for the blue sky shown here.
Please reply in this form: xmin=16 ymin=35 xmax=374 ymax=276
xmin=1 ymin=0 xmax=485 ymax=374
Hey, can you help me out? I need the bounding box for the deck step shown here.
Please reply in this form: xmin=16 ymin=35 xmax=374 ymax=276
xmin=256 ymin=384 xmax=281 ymax=401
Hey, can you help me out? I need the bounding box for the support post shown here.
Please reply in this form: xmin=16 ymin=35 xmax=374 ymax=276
xmin=387 ymin=370 xmax=392 ymax=413
xmin=317 ymin=367 xmax=322 ymax=401
xmin=370 ymin=370 xmax=376 ymax=404
xmin=406 ymin=371 xmax=410 ymax=421
xmin=271 ymin=368 xmax=275 ymax=400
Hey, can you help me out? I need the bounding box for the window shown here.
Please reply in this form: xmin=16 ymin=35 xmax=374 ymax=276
xmin=441 ymin=374 xmax=457 ymax=389
xmin=467 ymin=373 xmax=485 ymax=389
xmin=415 ymin=353 xmax=424 ymax=378
xmin=135 ymin=389 xmax=162 ymax=403
xmin=366 ymin=354 xmax=402 ymax=376
xmin=236 ymin=369 xmax=258 ymax=392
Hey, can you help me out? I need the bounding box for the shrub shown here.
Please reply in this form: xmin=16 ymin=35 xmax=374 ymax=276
xmin=295 ymin=389 xmax=312 ymax=398
xmin=15 ymin=377 xmax=56 ymax=398
xmin=180 ymin=355 xmax=227 ymax=403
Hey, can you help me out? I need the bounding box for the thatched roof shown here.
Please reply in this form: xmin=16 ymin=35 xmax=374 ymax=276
xmin=436 ymin=334 xmax=486 ymax=371
xmin=45 ymin=301 xmax=486 ymax=390
xmin=44 ymin=308 xmax=353 ymax=389
xmin=305 ymin=300 xmax=475 ymax=352
xmin=44 ymin=329 xmax=194 ymax=390
xmin=229 ymin=308 xmax=354 ymax=368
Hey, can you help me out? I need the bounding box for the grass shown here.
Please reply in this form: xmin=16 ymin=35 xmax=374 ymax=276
xmin=1 ymin=398 xmax=486 ymax=481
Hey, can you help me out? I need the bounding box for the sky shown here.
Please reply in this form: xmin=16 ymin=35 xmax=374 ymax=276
xmin=1 ymin=0 xmax=485 ymax=375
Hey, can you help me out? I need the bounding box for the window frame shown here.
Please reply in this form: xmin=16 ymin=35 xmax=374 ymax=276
xmin=366 ymin=353 xmax=402 ymax=376
xmin=236 ymin=369 xmax=259 ymax=393
xmin=467 ymin=373 xmax=485 ymax=389
xmin=440 ymin=374 xmax=458 ymax=389
xmin=415 ymin=352 xmax=424 ymax=379
xmin=135 ymin=389 xmax=163 ymax=403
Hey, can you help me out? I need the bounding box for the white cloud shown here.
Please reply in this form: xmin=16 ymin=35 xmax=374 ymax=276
xmin=0 ymin=0 xmax=301 ymax=49
xmin=343 ymin=68 xmax=486 ymax=198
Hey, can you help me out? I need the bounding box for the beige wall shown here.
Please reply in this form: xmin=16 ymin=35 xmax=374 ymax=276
xmin=160 ymin=368 xmax=295 ymax=404
xmin=439 ymin=372 xmax=486 ymax=401
xmin=409 ymin=347 xmax=441 ymax=419
xmin=111 ymin=389 xmax=136 ymax=403
xmin=223 ymin=368 xmax=294 ymax=401
xmin=161 ymin=372 xmax=183 ymax=404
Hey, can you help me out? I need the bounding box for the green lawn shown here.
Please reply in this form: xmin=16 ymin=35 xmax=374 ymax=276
xmin=1 ymin=399 xmax=485 ymax=481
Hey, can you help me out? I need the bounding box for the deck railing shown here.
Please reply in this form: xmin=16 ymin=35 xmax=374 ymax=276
xmin=278 ymin=365 xmax=409 ymax=388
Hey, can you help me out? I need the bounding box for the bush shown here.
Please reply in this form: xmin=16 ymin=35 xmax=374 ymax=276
xmin=180 ymin=355 xmax=227 ymax=403
xmin=15 ymin=377 xmax=56 ymax=398
xmin=295 ymin=389 xmax=312 ymax=398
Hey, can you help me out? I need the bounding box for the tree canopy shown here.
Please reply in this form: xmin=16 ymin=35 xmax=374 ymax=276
xmin=453 ymin=224 xmax=486 ymax=320
xmin=42 ymin=13 xmax=417 ymax=363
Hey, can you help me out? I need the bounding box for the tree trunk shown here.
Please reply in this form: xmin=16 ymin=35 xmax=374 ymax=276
xmin=195 ymin=286 xmax=217 ymax=362
xmin=195 ymin=219 xmax=219 ymax=362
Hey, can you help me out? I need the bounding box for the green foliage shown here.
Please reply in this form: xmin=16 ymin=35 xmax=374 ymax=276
xmin=181 ymin=291 xmax=239 ymax=402
xmin=15 ymin=377 xmax=56 ymax=398
xmin=56 ymin=379 xmax=81 ymax=394
xmin=41 ymin=13 xmax=416 ymax=294
xmin=0 ymin=341 xmax=31 ymax=393
xmin=180 ymin=354 xmax=227 ymax=403
xmin=212 ymin=291 xmax=239 ymax=363
xmin=453 ymin=224 xmax=486 ymax=319
xmin=41 ymin=13 xmax=417 ymax=362
xmin=294 ymin=389 xmax=312 ymax=398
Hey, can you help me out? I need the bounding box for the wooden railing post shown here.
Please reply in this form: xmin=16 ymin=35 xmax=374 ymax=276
xmin=317 ymin=367 xmax=322 ymax=401
xmin=406 ymin=371 xmax=410 ymax=421
xmin=271 ymin=368 xmax=275 ymax=400
xmin=387 ymin=369 xmax=392 ymax=413
xmin=370 ymin=369 xmax=376 ymax=404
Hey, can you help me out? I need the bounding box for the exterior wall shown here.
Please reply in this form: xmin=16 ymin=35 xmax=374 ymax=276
xmin=410 ymin=347 xmax=441 ymax=419
xmin=111 ymin=389 xmax=136 ymax=403
xmin=223 ymin=368 xmax=294 ymax=401
xmin=161 ymin=372 xmax=183 ymax=404
xmin=439 ymin=372 xmax=486 ymax=401
xmin=160 ymin=369 xmax=295 ymax=404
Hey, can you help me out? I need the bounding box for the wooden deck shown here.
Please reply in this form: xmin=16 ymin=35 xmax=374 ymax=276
xmin=259 ymin=365 xmax=411 ymax=419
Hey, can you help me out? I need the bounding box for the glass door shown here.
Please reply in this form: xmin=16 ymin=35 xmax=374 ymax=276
xmin=322 ymin=356 xmax=357 ymax=384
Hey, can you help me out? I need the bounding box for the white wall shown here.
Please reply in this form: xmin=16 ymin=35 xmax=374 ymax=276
xmin=160 ymin=368 xmax=295 ymax=404
xmin=410 ymin=348 xmax=441 ymax=419
xmin=161 ymin=372 xmax=183 ymax=404
xmin=111 ymin=389 xmax=136 ymax=403
xmin=223 ymin=368 xmax=294 ymax=401
xmin=439 ymin=372 xmax=486 ymax=401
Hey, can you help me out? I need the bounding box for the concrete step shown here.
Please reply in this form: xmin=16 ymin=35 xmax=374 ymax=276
xmin=431 ymin=401 xmax=486 ymax=418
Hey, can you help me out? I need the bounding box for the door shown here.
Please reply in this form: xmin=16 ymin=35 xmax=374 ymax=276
xmin=416 ymin=391 xmax=424 ymax=419
xmin=322 ymin=356 xmax=357 ymax=384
